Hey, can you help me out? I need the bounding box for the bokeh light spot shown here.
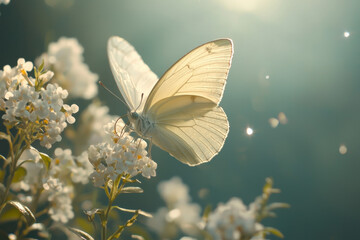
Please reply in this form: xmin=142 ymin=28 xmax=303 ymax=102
xmin=278 ymin=112 xmax=288 ymax=124
xmin=269 ymin=118 xmax=279 ymax=128
xmin=339 ymin=144 xmax=347 ymax=155
xmin=246 ymin=127 xmax=254 ymax=136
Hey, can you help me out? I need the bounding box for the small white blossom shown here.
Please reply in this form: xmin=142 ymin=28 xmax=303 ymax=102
xmin=147 ymin=177 xmax=202 ymax=238
xmin=63 ymin=104 xmax=79 ymax=124
xmin=49 ymin=148 xmax=93 ymax=185
xmin=71 ymin=151 xmax=93 ymax=184
xmin=36 ymin=37 xmax=98 ymax=99
xmin=88 ymin=119 xmax=157 ymax=187
xmin=158 ymin=177 xmax=190 ymax=207
xmin=207 ymin=198 xmax=264 ymax=240
xmin=48 ymin=185 xmax=74 ymax=223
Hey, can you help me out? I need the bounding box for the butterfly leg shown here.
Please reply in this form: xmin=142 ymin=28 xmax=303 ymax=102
xmin=114 ymin=114 xmax=129 ymax=137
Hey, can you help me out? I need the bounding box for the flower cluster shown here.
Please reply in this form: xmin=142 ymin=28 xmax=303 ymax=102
xmin=88 ymin=119 xmax=157 ymax=187
xmin=207 ymin=198 xmax=264 ymax=240
xmin=36 ymin=37 xmax=98 ymax=99
xmin=147 ymin=177 xmax=202 ymax=238
xmin=13 ymin=147 xmax=93 ymax=224
xmin=0 ymin=58 xmax=79 ymax=149
xmin=69 ymin=101 xmax=118 ymax=154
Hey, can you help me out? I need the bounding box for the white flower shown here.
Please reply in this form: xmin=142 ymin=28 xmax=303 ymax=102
xmin=36 ymin=37 xmax=98 ymax=99
xmin=146 ymin=207 xmax=176 ymax=237
xmin=147 ymin=177 xmax=202 ymax=238
xmin=206 ymin=198 xmax=264 ymax=240
xmin=17 ymin=58 xmax=33 ymax=72
xmin=88 ymin=119 xmax=157 ymax=187
xmin=71 ymin=151 xmax=93 ymax=184
xmin=48 ymin=185 xmax=74 ymax=223
xmin=43 ymin=177 xmax=62 ymax=191
xmin=63 ymin=104 xmax=79 ymax=124
xmin=0 ymin=58 xmax=78 ymax=149
xmin=158 ymin=177 xmax=190 ymax=207
xmin=140 ymin=157 xmax=157 ymax=179
xmin=50 ymin=148 xmax=75 ymax=181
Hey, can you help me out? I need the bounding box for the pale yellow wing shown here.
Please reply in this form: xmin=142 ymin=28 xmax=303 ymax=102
xmin=107 ymin=36 xmax=158 ymax=111
xmin=148 ymin=95 xmax=229 ymax=166
xmin=143 ymin=39 xmax=233 ymax=114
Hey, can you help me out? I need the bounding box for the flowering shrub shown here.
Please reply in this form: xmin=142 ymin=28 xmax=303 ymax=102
xmin=147 ymin=177 xmax=288 ymax=240
xmin=0 ymin=38 xmax=288 ymax=240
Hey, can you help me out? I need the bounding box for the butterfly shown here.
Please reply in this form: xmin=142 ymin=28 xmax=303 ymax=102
xmin=107 ymin=36 xmax=233 ymax=166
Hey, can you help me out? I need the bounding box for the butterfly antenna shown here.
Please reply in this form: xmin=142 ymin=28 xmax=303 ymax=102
xmin=99 ymin=81 xmax=130 ymax=110
xmin=134 ymin=93 xmax=144 ymax=112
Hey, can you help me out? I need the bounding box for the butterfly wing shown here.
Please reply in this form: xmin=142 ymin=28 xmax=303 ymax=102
xmin=144 ymin=39 xmax=233 ymax=165
xmin=107 ymin=36 xmax=158 ymax=111
xmin=143 ymin=39 xmax=233 ymax=111
xmin=148 ymin=95 xmax=229 ymax=166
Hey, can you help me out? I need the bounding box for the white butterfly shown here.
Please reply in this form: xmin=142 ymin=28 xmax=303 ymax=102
xmin=107 ymin=36 xmax=233 ymax=166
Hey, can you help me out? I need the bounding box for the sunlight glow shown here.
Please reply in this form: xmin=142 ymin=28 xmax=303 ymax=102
xmin=265 ymin=75 xmax=270 ymax=79
xmin=344 ymin=31 xmax=350 ymax=38
xmin=216 ymin=0 xmax=280 ymax=16
xmin=339 ymin=144 xmax=347 ymax=155
xmin=246 ymin=127 xmax=254 ymax=136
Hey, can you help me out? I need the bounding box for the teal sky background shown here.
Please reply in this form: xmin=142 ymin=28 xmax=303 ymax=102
xmin=1 ymin=0 xmax=360 ymax=239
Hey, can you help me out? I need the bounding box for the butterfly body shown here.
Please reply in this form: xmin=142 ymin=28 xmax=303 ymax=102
xmin=108 ymin=36 xmax=233 ymax=166
xmin=128 ymin=110 xmax=154 ymax=138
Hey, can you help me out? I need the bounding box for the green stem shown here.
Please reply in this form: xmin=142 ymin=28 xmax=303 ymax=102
xmin=0 ymin=128 xmax=28 ymax=213
xmin=101 ymin=174 xmax=128 ymax=240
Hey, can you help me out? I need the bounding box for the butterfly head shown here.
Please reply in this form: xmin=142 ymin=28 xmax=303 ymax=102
xmin=129 ymin=111 xmax=139 ymax=120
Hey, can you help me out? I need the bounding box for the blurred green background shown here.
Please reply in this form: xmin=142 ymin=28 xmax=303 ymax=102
xmin=1 ymin=0 xmax=360 ymax=239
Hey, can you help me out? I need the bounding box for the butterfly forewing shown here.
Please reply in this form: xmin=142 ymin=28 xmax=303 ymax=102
xmin=143 ymin=39 xmax=233 ymax=113
xmin=107 ymin=36 xmax=158 ymax=111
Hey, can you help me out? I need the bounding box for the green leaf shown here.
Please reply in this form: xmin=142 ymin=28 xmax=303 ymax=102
xmin=7 ymin=201 xmax=35 ymax=226
xmin=131 ymin=235 xmax=145 ymax=240
xmin=267 ymin=202 xmax=291 ymax=211
xmin=12 ymin=166 xmax=27 ymax=183
xmin=84 ymin=208 xmax=103 ymax=222
xmin=0 ymin=154 xmax=6 ymax=161
xmin=29 ymin=146 xmax=51 ymax=170
xmin=0 ymin=183 xmax=5 ymax=204
xmin=38 ymin=59 xmax=45 ymax=73
xmin=24 ymin=223 xmax=50 ymax=240
xmin=39 ymin=152 xmax=51 ymax=170
xmin=122 ymin=177 xmax=141 ymax=184
xmin=0 ymin=170 xmax=5 ymax=182
xmin=264 ymin=227 xmax=284 ymax=238
xmin=263 ymin=177 xmax=273 ymax=194
xmin=202 ymin=204 xmax=212 ymax=223
xmin=119 ymin=186 xmax=143 ymax=194
xmin=111 ymin=206 xmax=152 ymax=218
xmin=68 ymin=227 xmax=94 ymax=240
xmin=34 ymin=66 xmax=39 ymax=80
